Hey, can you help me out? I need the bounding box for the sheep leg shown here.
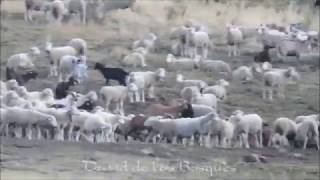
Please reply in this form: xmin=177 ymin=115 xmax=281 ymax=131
xmin=233 ymin=45 xmax=237 ymax=56
xmin=228 ymin=45 xmax=232 ymax=56
xmin=119 ymin=101 xmax=124 ymax=115
xmin=0 ymin=123 xmax=7 ymax=136
xmin=203 ymin=48 xmax=208 ymax=60
xmin=68 ymin=125 xmax=74 ymax=141
xmin=303 ymin=136 xmax=308 ymax=149
xmin=26 ymin=124 xmax=32 ymax=140
xmin=262 ymin=86 xmax=266 ymax=100
xmin=314 ymin=136 xmax=319 ymax=150
xmin=36 ymin=126 xmax=42 ymax=140
xmin=135 ymin=92 xmax=140 ymax=102
xmin=268 ymin=88 xmax=273 ymax=101
xmin=148 ymin=86 xmax=155 ymax=99
xmin=141 ymin=90 xmax=145 ymax=103
xmin=75 ymin=131 xmax=81 ymax=142
xmin=241 ymin=133 xmax=249 ymax=148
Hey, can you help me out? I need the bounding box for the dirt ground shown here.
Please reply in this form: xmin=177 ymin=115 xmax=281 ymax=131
xmin=0 ymin=0 xmax=319 ymax=179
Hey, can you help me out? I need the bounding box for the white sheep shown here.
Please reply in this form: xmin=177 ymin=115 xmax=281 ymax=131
xmin=295 ymin=114 xmax=319 ymax=124
xmin=176 ymin=73 xmax=207 ymax=90
xmin=45 ymin=41 xmax=77 ymax=77
xmin=6 ymin=47 xmax=40 ymax=73
xmin=229 ymin=110 xmax=263 ymax=148
xmin=99 ymin=85 xmax=138 ymax=115
xmin=58 ymin=55 xmax=79 ymax=82
xmin=6 ymin=80 xmax=19 ymax=91
xmin=202 ymin=79 xmax=229 ymax=101
xmin=68 ymin=38 xmax=88 ymax=56
xmin=269 ymin=117 xmax=297 ymax=148
xmin=15 ymin=86 xmax=55 ymax=106
xmin=48 ymin=0 xmax=67 ymax=25
xmin=186 ymin=27 xmax=211 ymax=59
xmin=0 ymin=81 xmax=7 ymax=96
xmin=180 ymin=86 xmax=201 ymax=103
xmin=257 ymin=24 xmax=288 ymax=48
xmin=129 ymin=68 xmax=166 ymax=99
xmin=226 ymin=24 xmax=244 ymax=56
xmin=191 ymin=104 xmax=216 ymax=117
xmin=295 ymin=118 xmax=319 ymax=150
xmin=166 ymin=54 xmax=200 ymax=71
xmin=121 ymin=51 xmax=147 ymax=68
xmin=132 ymin=33 xmax=157 ymax=53
xmin=199 ymin=59 xmax=232 ymax=78
xmin=232 ymin=66 xmax=254 ymax=83
xmin=191 ymin=90 xmax=218 ymax=109
xmin=2 ymin=91 xmax=29 ymax=107
xmin=262 ymin=67 xmax=297 ymax=101
xmin=0 ymin=107 xmax=58 ymax=140
xmin=69 ymin=107 xmax=112 ymax=143
xmin=209 ymin=116 xmax=235 ymax=148
xmin=126 ymin=74 xmax=145 ymax=103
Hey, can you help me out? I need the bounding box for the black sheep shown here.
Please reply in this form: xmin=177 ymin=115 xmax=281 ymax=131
xmin=94 ymin=62 xmax=129 ymax=85
xmin=6 ymin=67 xmax=38 ymax=85
xmin=55 ymin=76 xmax=79 ymax=99
xmin=181 ymin=103 xmax=194 ymax=118
xmin=254 ymin=46 xmax=272 ymax=63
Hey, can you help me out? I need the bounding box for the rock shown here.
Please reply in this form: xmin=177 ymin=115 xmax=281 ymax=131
xmin=141 ymin=147 xmax=155 ymax=157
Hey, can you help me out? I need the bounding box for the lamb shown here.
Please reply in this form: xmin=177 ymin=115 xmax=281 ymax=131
xmin=64 ymin=0 xmax=87 ymax=24
xmin=192 ymin=92 xmax=217 ymax=110
xmin=132 ymin=33 xmax=158 ymax=53
xmin=199 ymin=59 xmax=232 ymax=78
xmin=166 ymin=54 xmax=199 ymax=71
xmin=0 ymin=107 xmax=58 ymax=140
xmin=55 ymin=76 xmax=79 ymax=99
xmin=232 ymin=66 xmax=254 ymax=83
xmin=68 ymin=38 xmax=88 ymax=56
xmin=6 ymin=80 xmax=20 ymax=92
xmin=257 ymin=24 xmax=288 ymax=48
xmin=126 ymin=75 xmax=145 ymax=103
xmin=15 ymin=86 xmax=55 ymax=106
xmin=186 ymin=27 xmax=211 ymax=59
xmin=180 ymin=86 xmax=201 ymax=103
xmin=191 ymin=104 xmax=216 ymax=117
xmin=47 ymin=0 xmax=66 ymax=25
xmin=121 ymin=51 xmax=147 ymax=68
xmin=94 ymin=62 xmax=129 ymax=86
xmin=45 ymin=42 xmax=77 ymax=77
xmin=262 ymin=67 xmax=297 ymax=101
xmin=226 ymin=24 xmax=244 ymax=56
xmin=295 ymin=114 xmax=319 ymax=124
xmin=128 ymin=68 xmax=166 ymax=99
xmin=209 ymin=116 xmax=235 ymax=148
xmin=68 ymin=107 xmax=112 ymax=143
xmin=176 ymin=73 xmax=207 ymax=90
xmin=270 ymin=117 xmax=298 ymax=148
xmin=24 ymin=0 xmax=52 ymax=22
xmin=202 ymin=79 xmax=229 ymax=101
xmin=229 ymin=110 xmax=263 ymax=148
xmin=99 ymin=85 xmax=138 ymax=115
xmin=2 ymin=91 xmax=29 ymax=107
xmin=58 ymin=55 xmax=80 ymax=82
xmin=295 ymin=118 xmax=319 ymax=150
xmin=6 ymin=47 xmax=40 ymax=81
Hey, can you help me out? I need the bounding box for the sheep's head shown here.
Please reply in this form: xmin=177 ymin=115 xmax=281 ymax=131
xmin=176 ymin=73 xmax=184 ymax=82
xmin=218 ymin=79 xmax=229 ymax=87
xmin=29 ymin=47 xmax=41 ymax=56
xmin=41 ymin=88 xmax=54 ymax=100
xmin=127 ymin=82 xmax=138 ymax=93
xmin=44 ymin=116 xmax=58 ymax=128
xmin=16 ymin=86 xmax=28 ymax=97
xmin=156 ymin=68 xmax=166 ymax=81
xmin=166 ymin=54 xmax=174 ymax=62
xmin=6 ymin=80 xmax=19 ymax=90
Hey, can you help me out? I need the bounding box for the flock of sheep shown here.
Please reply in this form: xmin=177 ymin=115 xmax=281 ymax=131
xmin=0 ymin=0 xmax=319 ymax=151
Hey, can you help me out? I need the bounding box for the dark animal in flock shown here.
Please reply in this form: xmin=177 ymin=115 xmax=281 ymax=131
xmin=145 ymin=101 xmax=189 ymax=118
xmin=181 ymin=103 xmax=194 ymax=118
xmin=55 ymin=76 xmax=79 ymax=99
xmin=6 ymin=67 xmax=38 ymax=85
xmin=254 ymin=45 xmax=272 ymax=63
xmin=77 ymin=99 xmax=95 ymax=112
xmin=94 ymin=62 xmax=129 ymax=85
xmin=315 ymin=0 xmax=320 ymax=6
